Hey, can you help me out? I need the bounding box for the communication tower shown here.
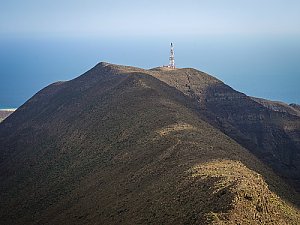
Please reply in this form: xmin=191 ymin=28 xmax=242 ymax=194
xmin=168 ymin=43 xmax=175 ymax=69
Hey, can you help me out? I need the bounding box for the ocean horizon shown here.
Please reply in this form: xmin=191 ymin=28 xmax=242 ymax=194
xmin=1 ymin=36 xmax=299 ymax=108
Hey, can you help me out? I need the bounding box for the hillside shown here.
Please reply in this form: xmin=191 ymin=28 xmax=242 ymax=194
xmin=149 ymin=66 xmax=300 ymax=193
xmin=251 ymin=97 xmax=300 ymax=117
xmin=0 ymin=62 xmax=299 ymax=224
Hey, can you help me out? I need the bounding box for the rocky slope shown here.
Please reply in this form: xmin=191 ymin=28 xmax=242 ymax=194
xmin=148 ymin=66 xmax=300 ymax=192
xmin=251 ymin=97 xmax=300 ymax=117
xmin=0 ymin=62 xmax=299 ymax=224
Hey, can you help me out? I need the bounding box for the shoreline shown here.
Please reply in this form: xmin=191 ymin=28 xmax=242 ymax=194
xmin=0 ymin=108 xmax=17 ymax=111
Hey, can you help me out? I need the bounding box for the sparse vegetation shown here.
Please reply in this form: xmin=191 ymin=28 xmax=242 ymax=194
xmin=149 ymin=66 xmax=300 ymax=193
xmin=0 ymin=62 xmax=299 ymax=224
xmin=191 ymin=160 xmax=300 ymax=224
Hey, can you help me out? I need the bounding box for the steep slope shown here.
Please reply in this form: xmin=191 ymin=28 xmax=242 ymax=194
xmin=150 ymin=67 xmax=300 ymax=192
xmin=251 ymin=97 xmax=300 ymax=117
xmin=0 ymin=62 xmax=299 ymax=224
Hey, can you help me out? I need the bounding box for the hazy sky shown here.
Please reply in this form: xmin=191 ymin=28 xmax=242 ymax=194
xmin=1 ymin=0 xmax=300 ymax=38
xmin=0 ymin=1 xmax=300 ymax=108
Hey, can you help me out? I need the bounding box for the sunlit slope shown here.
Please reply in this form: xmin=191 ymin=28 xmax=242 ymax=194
xmin=150 ymin=66 xmax=300 ymax=193
xmin=0 ymin=63 xmax=299 ymax=224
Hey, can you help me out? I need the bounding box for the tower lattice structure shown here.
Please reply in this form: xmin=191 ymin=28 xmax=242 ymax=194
xmin=168 ymin=43 xmax=175 ymax=69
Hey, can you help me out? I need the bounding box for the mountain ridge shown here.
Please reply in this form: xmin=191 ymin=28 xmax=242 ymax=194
xmin=0 ymin=62 xmax=299 ymax=224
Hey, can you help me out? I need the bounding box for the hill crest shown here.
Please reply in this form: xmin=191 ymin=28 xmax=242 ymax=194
xmin=0 ymin=62 xmax=299 ymax=224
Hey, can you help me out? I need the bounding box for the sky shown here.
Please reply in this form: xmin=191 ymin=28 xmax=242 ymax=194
xmin=0 ymin=0 xmax=300 ymax=107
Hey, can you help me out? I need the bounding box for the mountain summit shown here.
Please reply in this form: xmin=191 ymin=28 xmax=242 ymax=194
xmin=0 ymin=62 xmax=299 ymax=224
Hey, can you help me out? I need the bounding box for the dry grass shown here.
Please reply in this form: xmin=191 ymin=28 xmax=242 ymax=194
xmin=191 ymin=160 xmax=300 ymax=224
xmin=157 ymin=122 xmax=198 ymax=136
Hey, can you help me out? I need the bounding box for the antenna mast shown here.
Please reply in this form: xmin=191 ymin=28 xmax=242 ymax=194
xmin=169 ymin=43 xmax=175 ymax=69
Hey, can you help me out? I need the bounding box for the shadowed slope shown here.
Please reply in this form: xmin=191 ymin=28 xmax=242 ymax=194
xmin=251 ymin=97 xmax=300 ymax=117
xmin=150 ymin=66 xmax=300 ymax=192
xmin=0 ymin=63 xmax=299 ymax=224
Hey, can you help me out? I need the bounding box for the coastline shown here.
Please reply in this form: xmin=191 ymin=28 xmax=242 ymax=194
xmin=0 ymin=108 xmax=17 ymax=111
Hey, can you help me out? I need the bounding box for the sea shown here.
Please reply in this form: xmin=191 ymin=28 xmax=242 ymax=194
xmin=1 ymin=36 xmax=299 ymax=108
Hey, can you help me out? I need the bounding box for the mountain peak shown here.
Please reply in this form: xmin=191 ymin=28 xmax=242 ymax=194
xmin=0 ymin=62 xmax=299 ymax=224
xmin=96 ymin=61 xmax=111 ymax=68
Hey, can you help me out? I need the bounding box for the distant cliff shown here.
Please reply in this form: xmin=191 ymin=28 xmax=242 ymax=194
xmin=0 ymin=109 xmax=14 ymax=122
